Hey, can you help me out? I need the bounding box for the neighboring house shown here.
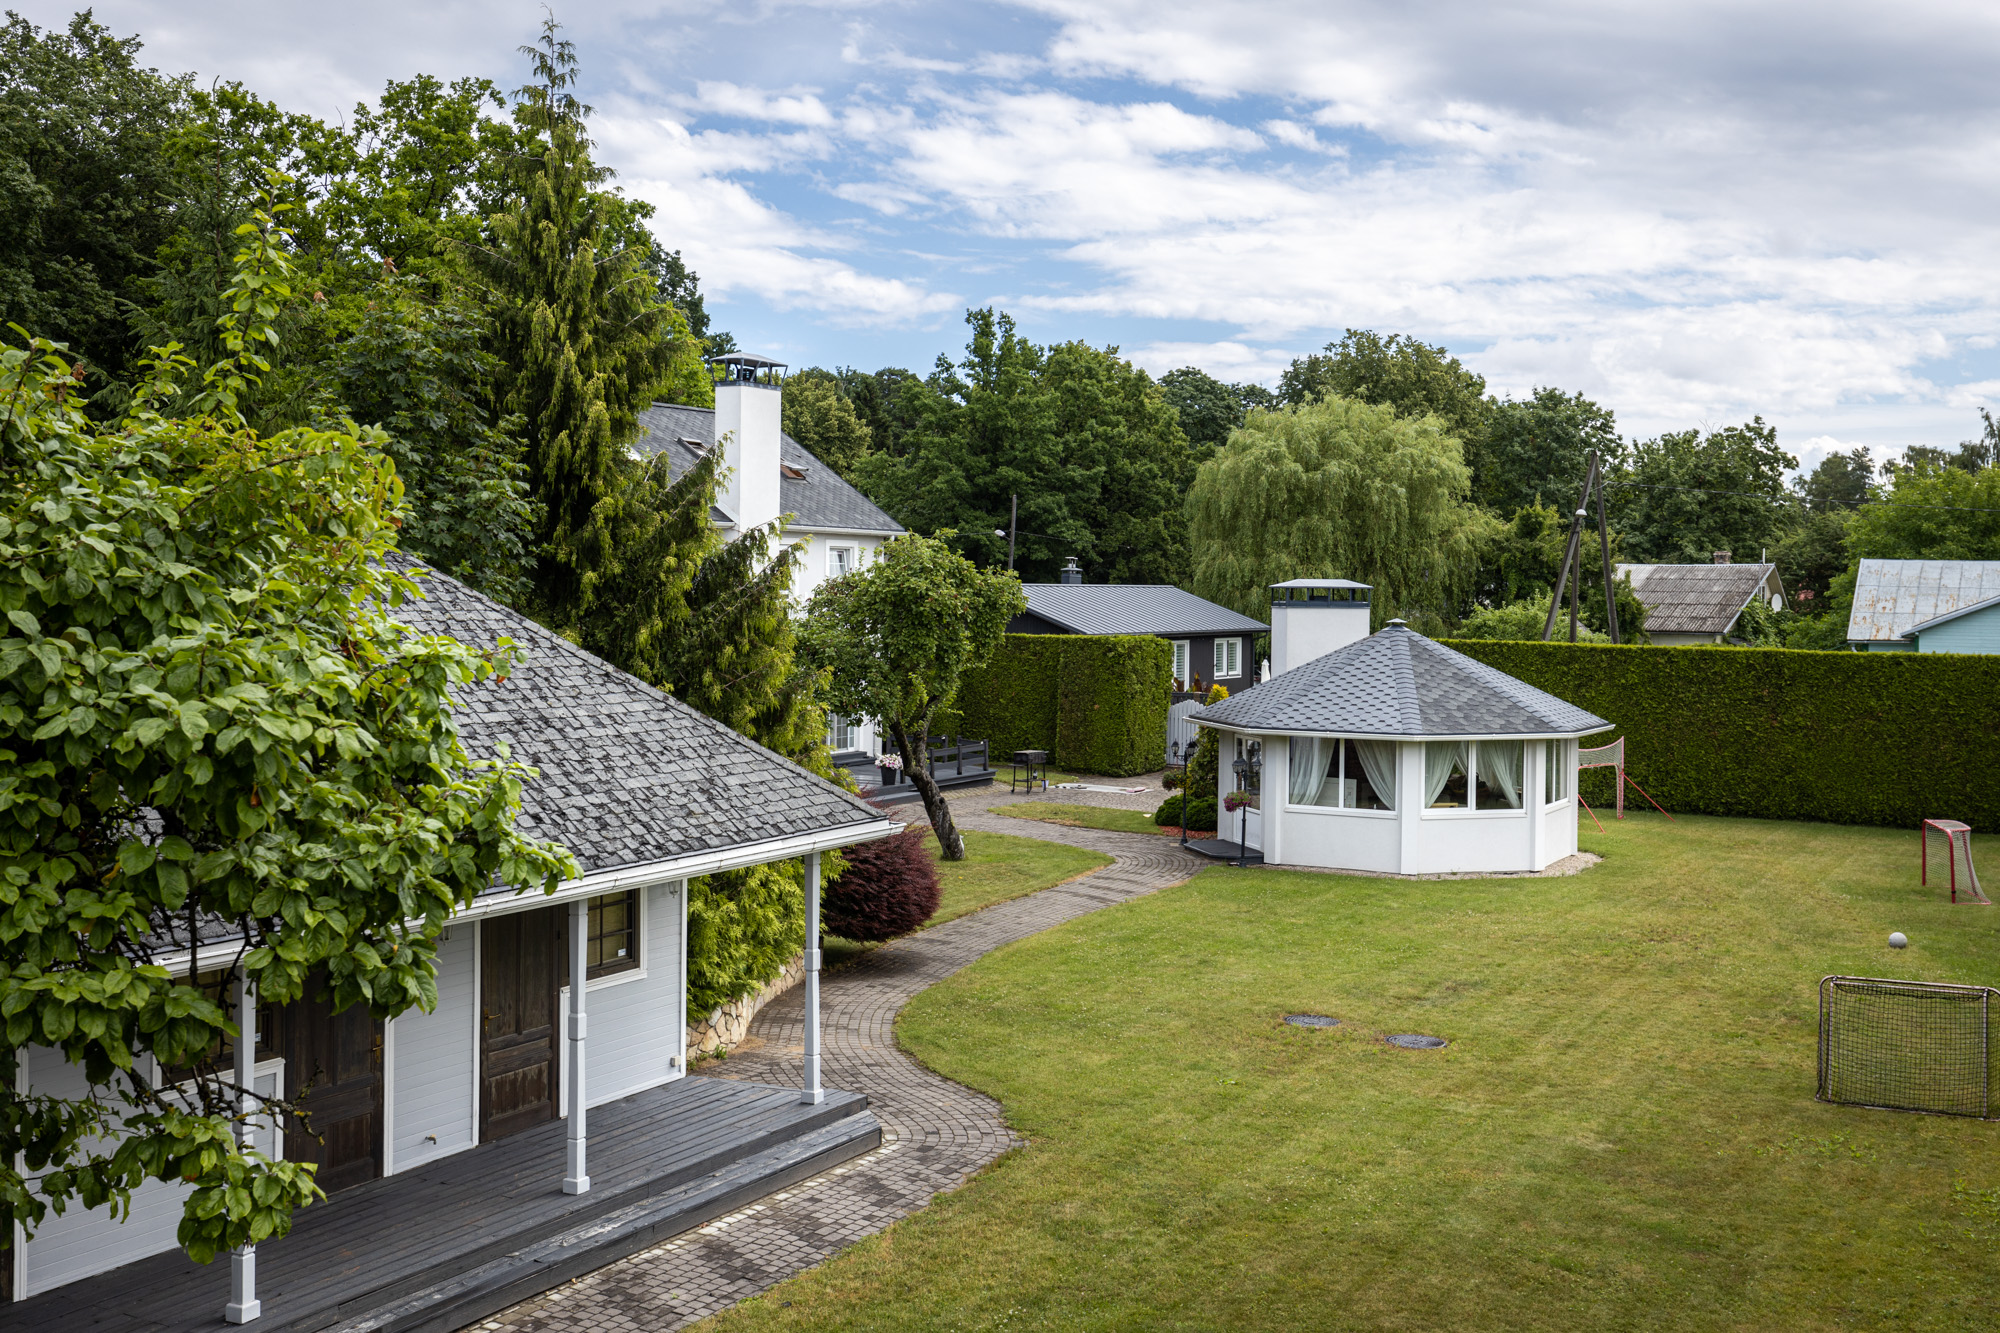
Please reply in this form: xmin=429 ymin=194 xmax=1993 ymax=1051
xmin=10 ymin=564 xmax=897 ymax=1328
xmin=1187 ymin=581 xmax=1610 ymax=875
xmin=1007 ymin=559 xmax=1271 ymax=692
xmin=633 ymin=355 xmax=906 ymax=759
xmin=1615 ymin=556 xmax=1785 ymax=645
xmin=1845 ymin=559 xmax=2000 ymax=653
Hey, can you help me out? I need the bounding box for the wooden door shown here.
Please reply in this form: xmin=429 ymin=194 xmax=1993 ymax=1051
xmin=282 ymin=973 xmax=384 ymax=1193
xmin=480 ymin=907 xmax=562 ymax=1141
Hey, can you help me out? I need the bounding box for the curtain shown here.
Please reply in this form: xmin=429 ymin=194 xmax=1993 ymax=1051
xmin=1289 ymin=737 xmax=1334 ymax=805
xmin=1477 ymin=740 xmax=1524 ymax=808
xmin=1424 ymin=742 xmax=1466 ymax=807
xmin=1351 ymin=739 xmax=1398 ymax=809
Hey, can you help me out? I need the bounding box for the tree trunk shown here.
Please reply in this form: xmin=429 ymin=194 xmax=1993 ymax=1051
xmin=891 ymin=720 xmax=965 ymax=860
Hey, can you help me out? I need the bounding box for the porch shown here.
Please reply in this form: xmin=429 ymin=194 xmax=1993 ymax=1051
xmin=3 ymin=1077 xmax=878 ymax=1333
xmin=839 ymin=735 xmax=996 ymax=806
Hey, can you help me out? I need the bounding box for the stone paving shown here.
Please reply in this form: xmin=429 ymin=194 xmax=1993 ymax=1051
xmin=472 ymin=784 xmax=1202 ymax=1332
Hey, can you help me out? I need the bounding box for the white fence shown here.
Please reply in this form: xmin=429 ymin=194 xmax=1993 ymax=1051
xmin=1166 ymin=698 xmax=1203 ymax=765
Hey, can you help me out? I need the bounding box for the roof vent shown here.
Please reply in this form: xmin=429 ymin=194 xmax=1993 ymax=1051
xmin=1713 ymin=550 xmax=1732 ymax=564
xmin=781 ymin=463 xmax=808 ymax=480
xmin=1060 ymin=556 xmax=1083 ymax=585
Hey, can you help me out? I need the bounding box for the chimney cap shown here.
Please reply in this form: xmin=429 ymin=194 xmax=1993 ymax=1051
xmin=707 ymin=353 xmax=788 ymax=385
xmin=1712 ymin=550 xmax=1732 ymax=564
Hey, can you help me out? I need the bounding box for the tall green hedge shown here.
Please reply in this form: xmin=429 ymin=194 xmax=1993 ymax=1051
xmin=952 ymin=634 xmax=1173 ymax=776
xmin=1441 ymin=639 xmax=2000 ymax=827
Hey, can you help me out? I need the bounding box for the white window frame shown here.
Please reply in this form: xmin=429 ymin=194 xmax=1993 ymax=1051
xmin=828 ymin=713 xmax=857 ymax=752
xmin=1421 ymin=739 xmax=1530 ymax=819
xmin=828 ymin=544 xmax=856 ymax=578
xmin=1214 ymin=637 xmax=1241 ymax=679
xmin=1171 ymin=640 xmax=1190 ymax=688
xmin=1542 ymin=738 xmax=1574 ymax=807
xmin=580 ymin=888 xmax=648 ymax=992
xmin=1282 ymin=735 xmax=1398 ymax=818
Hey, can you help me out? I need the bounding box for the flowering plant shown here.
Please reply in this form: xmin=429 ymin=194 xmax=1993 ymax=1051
xmin=1223 ymin=791 xmax=1251 ymax=812
xmin=877 ymin=753 xmax=904 ymax=770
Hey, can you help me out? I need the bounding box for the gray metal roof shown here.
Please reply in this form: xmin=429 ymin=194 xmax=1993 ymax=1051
xmin=1190 ymin=624 xmax=1610 ymax=738
xmin=1847 ymin=559 xmax=2000 ymax=643
xmin=1615 ymin=562 xmax=1781 ymax=636
xmin=1017 ymin=583 xmax=1269 ymax=637
xmin=385 ymin=560 xmax=885 ymax=881
xmin=634 ymin=402 xmax=905 ymax=535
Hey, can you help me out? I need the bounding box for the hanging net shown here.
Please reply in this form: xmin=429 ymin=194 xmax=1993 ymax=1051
xmin=1578 ymin=737 xmax=1624 ymax=816
xmin=1922 ymin=820 xmax=1991 ymax=904
xmin=1818 ymin=975 xmax=1996 ymax=1118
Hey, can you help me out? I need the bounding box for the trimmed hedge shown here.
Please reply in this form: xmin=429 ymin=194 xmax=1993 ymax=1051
xmin=1155 ymin=795 xmax=1217 ymax=831
xmin=1441 ymin=639 xmax=2000 ymax=828
xmin=952 ymin=634 xmax=1174 ymax=777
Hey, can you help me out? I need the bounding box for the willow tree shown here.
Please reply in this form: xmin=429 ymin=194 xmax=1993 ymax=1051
xmin=1186 ymin=396 xmax=1496 ymax=629
xmin=474 ymin=18 xmax=694 ymax=624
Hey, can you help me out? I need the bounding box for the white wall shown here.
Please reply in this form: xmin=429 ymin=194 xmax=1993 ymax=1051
xmin=388 ymin=924 xmax=478 ymax=1173
xmin=561 ymin=881 xmax=688 ymax=1109
xmin=715 ymin=383 xmax=783 ymax=532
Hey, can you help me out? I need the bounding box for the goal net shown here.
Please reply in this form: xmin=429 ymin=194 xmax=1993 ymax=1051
xmin=1578 ymin=736 xmax=1624 ymax=817
xmin=1922 ymin=820 xmax=1992 ymax=904
xmin=1817 ymin=975 xmax=1996 ymax=1118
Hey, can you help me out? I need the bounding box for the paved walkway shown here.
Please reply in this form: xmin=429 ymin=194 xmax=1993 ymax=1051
xmin=473 ymin=787 xmax=1202 ymax=1333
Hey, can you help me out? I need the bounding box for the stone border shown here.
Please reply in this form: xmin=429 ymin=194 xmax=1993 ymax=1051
xmin=687 ymin=953 xmax=804 ymax=1059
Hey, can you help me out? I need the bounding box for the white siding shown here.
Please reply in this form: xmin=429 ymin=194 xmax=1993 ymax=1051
xmin=19 ymin=1048 xmax=188 ymax=1297
xmin=562 ymin=881 xmax=688 ymax=1109
xmin=389 ymin=925 xmax=478 ymax=1173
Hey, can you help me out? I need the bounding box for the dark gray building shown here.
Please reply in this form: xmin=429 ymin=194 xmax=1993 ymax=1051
xmin=1006 ymin=561 xmax=1270 ymax=692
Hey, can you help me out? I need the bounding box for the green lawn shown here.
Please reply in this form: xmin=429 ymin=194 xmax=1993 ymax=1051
xmin=824 ymin=830 xmax=1111 ymax=968
xmin=993 ymin=800 xmax=1171 ymax=837
xmin=713 ymin=815 xmax=2000 ymax=1331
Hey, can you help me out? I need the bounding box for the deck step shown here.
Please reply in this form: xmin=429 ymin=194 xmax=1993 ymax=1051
xmin=1185 ymin=838 xmax=1263 ymax=865
xmin=314 ymin=1110 xmax=882 ymax=1333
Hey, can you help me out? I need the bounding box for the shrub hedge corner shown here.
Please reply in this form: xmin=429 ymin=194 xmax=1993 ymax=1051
xmin=953 ymin=633 xmax=1173 ymax=777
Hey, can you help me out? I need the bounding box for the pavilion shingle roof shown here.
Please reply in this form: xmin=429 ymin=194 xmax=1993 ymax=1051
xmin=384 ymin=561 xmax=883 ymax=880
xmin=1190 ymin=625 xmax=1610 ymax=738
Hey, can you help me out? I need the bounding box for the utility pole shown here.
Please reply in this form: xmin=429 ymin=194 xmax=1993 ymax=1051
xmin=1541 ymin=449 xmax=1624 ymax=643
xmin=1543 ymin=451 xmax=1598 ymax=642
xmin=1595 ymin=463 xmax=1621 ymax=644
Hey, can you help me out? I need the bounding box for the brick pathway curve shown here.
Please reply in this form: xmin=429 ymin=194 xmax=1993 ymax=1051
xmin=472 ymin=795 xmax=1203 ymax=1332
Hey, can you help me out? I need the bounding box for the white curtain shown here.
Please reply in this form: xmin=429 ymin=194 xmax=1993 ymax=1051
xmin=1289 ymin=737 xmax=1335 ymax=805
xmin=1477 ymin=740 xmax=1524 ymax=808
xmin=1351 ymin=739 xmax=1398 ymax=809
xmin=1424 ymin=742 xmax=1466 ymax=807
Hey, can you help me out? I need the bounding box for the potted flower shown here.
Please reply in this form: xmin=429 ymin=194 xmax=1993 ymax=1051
xmin=877 ymin=752 xmax=904 ymax=786
xmin=1222 ymin=791 xmax=1251 ymax=812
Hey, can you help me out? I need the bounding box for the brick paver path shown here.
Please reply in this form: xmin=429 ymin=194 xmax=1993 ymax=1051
xmin=473 ymin=793 xmax=1202 ymax=1332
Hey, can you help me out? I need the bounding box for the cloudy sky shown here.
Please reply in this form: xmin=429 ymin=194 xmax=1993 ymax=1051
xmin=32 ymin=1 xmax=2000 ymax=466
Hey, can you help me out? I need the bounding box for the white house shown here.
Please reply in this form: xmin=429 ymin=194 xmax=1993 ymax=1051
xmin=633 ymin=356 xmax=905 ymax=763
xmin=9 ymin=565 xmax=898 ymax=1328
xmin=1187 ymin=580 xmax=1612 ymax=876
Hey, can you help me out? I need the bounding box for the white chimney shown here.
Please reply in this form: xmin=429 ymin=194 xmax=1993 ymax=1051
xmin=1269 ymin=580 xmax=1372 ymax=675
xmin=710 ymin=355 xmax=786 ymax=531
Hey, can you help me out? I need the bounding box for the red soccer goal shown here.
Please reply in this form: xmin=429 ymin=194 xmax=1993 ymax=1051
xmin=1577 ymin=737 xmax=1673 ymax=824
xmin=1922 ymin=820 xmax=1992 ymax=905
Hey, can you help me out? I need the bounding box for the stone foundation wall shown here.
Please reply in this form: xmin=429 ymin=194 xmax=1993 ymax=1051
xmin=687 ymin=953 xmax=805 ymax=1058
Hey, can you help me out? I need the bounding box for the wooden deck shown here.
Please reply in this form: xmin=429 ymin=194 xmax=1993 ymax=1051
xmin=4 ymin=1078 xmax=877 ymax=1333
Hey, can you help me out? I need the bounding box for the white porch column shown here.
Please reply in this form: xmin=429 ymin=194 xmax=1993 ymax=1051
xmin=225 ymin=970 xmax=261 ymax=1324
xmin=801 ymin=851 xmax=823 ymax=1104
xmin=563 ymin=898 xmax=590 ymax=1195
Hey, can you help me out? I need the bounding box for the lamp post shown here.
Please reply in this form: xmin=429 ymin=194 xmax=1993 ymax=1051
xmin=1170 ymin=740 xmax=1189 ymax=847
xmin=1231 ymin=755 xmax=1248 ymax=867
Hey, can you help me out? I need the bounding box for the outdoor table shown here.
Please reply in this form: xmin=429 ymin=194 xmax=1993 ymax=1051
xmin=1010 ymin=750 xmax=1048 ymax=794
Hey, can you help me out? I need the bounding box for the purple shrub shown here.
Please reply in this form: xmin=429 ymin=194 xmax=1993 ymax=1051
xmin=823 ymin=809 xmax=943 ymax=942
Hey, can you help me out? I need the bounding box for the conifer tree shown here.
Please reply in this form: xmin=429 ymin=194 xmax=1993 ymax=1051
xmin=475 ymin=18 xmax=686 ymax=623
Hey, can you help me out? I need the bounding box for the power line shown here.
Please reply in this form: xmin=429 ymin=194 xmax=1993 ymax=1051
xmin=1604 ymin=479 xmax=2000 ymax=516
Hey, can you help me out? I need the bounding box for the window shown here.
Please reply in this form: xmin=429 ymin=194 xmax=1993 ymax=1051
xmin=1286 ymin=736 xmax=1396 ymax=810
xmin=828 ymin=714 xmax=857 ymax=752
xmin=1231 ymin=735 xmax=1262 ymax=809
xmin=586 ymin=891 xmax=641 ymax=979
xmin=1171 ymin=641 xmax=1190 ymax=689
xmin=828 ymin=545 xmax=855 ymax=577
xmin=1424 ymin=741 xmax=1526 ymax=811
xmin=1544 ymin=739 xmax=1571 ymax=803
xmin=1214 ymin=637 xmax=1241 ymax=679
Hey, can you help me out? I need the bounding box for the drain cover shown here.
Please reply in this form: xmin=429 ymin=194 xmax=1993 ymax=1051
xmin=1386 ymin=1034 xmax=1447 ymax=1049
xmin=1283 ymin=1014 xmax=1340 ymax=1028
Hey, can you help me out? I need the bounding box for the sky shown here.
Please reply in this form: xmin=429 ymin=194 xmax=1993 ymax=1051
xmin=30 ymin=0 xmax=2000 ymax=472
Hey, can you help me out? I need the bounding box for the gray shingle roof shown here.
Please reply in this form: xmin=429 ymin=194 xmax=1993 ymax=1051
xmin=1615 ymin=563 xmax=1781 ymax=636
xmin=1190 ymin=625 xmax=1610 ymax=738
xmin=384 ymin=561 xmax=884 ymax=881
xmin=1846 ymin=559 xmax=2000 ymax=643
xmin=1017 ymin=584 xmax=1268 ymax=637
xmin=634 ymin=402 xmax=904 ymax=535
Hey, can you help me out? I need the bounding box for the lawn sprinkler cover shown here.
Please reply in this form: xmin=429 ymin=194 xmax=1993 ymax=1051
xmin=1386 ymin=1034 xmax=1448 ymax=1049
xmin=1284 ymin=1014 xmax=1340 ymax=1028
xmin=1889 ymin=931 xmax=1909 ymax=948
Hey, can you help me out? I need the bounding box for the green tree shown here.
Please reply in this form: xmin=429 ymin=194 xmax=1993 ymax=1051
xmin=1793 ymin=446 xmax=1875 ymax=513
xmin=473 ymin=20 xmax=689 ymax=624
xmin=831 ymin=366 xmax=919 ymax=457
xmin=0 ymin=13 xmax=190 ymax=389
xmin=1479 ymin=387 xmax=1621 ymax=516
xmin=1842 ymin=457 xmax=2000 ymax=563
xmin=1770 ymin=509 xmax=1853 ymax=610
xmin=1276 ymin=329 xmax=1491 ymax=470
xmin=1609 ymin=418 xmax=1794 ymax=564
xmin=1472 ymin=502 xmax=1646 ymax=639
xmin=783 ymin=371 xmax=873 ymax=482
xmin=0 ymin=230 xmax=571 ymax=1267
xmin=646 ymin=241 xmax=733 ymax=356
xmin=1901 ymin=409 xmax=1998 ymax=474
xmin=799 ymin=535 xmax=1025 ymax=859
xmin=1158 ymin=366 xmax=1271 ymax=455
xmin=1454 ymin=593 xmax=1610 ymax=642
xmin=1186 ymin=396 xmax=1497 ymax=625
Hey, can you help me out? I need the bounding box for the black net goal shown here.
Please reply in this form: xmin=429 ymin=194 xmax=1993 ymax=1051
xmin=1818 ymin=975 xmax=1996 ymax=1118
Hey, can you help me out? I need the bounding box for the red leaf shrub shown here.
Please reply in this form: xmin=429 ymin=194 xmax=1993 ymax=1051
xmin=822 ymin=808 xmax=942 ymax=942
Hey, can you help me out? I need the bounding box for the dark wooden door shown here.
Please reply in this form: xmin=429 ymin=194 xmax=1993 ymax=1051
xmin=481 ymin=907 xmax=562 ymax=1141
xmin=281 ymin=972 xmax=384 ymax=1194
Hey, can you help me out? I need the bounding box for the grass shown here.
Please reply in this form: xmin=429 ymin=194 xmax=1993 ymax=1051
xmin=711 ymin=815 xmax=2000 ymax=1331
xmin=822 ymin=830 xmax=1111 ymax=968
xmin=993 ymin=800 xmax=1172 ymax=837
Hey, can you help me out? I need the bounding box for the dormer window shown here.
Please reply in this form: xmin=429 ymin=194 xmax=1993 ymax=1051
xmin=781 ymin=463 xmax=808 ymax=480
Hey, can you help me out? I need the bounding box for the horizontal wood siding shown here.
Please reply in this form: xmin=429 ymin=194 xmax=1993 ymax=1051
xmin=1918 ymin=604 xmax=2000 ymax=654
xmin=576 ymin=882 xmax=687 ymax=1107
xmin=390 ymin=925 xmax=477 ymax=1172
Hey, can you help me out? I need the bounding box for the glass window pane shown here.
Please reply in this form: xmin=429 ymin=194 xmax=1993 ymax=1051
xmin=1425 ymin=742 xmax=1468 ymax=808
xmin=586 ymin=890 xmax=640 ymax=979
xmin=1344 ymin=739 xmax=1395 ymax=809
xmin=1474 ymin=741 xmax=1525 ymax=809
xmin=1288 ymin=737 xmax=1340 ymax=805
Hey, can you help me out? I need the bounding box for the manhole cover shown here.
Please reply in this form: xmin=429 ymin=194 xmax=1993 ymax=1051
xmin=1283 ymin=1014 xmax=1340 ymax=1028
xmin=1386 ymin=1034 xmax=1448 ymax=1049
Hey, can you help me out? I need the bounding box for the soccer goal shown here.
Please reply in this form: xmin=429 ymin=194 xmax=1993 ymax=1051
xmin=1922 ymin=819 xmax=1992 ymax=905
xmin=1576 ymin=737 xmax=1672 ymax=821
xmin=1817 ymin=975 xmax=1998 ymax=1118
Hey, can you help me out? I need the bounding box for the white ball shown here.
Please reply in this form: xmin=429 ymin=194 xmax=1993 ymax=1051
xmin=1888 ymin=932 xmax=1908 ymax=949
